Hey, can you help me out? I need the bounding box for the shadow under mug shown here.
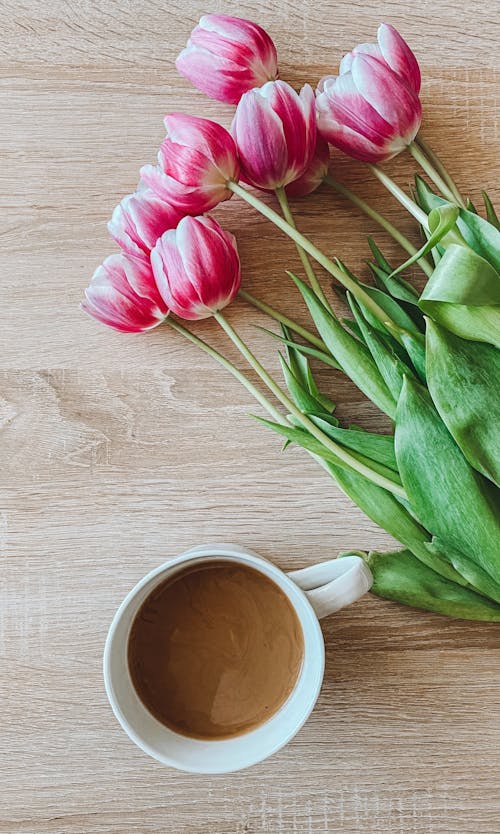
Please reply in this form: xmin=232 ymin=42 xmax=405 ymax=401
xmin=103 ymin=543 xmax=373 ymax=773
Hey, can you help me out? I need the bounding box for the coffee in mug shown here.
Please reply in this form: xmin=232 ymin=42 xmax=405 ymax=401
xmin=127 ymin=560 xmax=304 ymax=740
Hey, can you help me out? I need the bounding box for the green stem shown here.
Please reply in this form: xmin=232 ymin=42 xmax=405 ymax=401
xmin=164 ymin=317 xmax=284 ymax=423
xmin=414 ymin=136 xmax=465 ymax=207
xmin=324 ymin=175 xmax=433 ymax=279
xmin=229 ymin=180 xmax=405 ymax=340
xmin=213 ymin=310 xmax=407 ymax=498
xmin=239 ymin=289 xmax=328 ymax=351
xmin=367 ymin=164 xmax=429 ymax=228
xmin=409 ymin=141 xmax=466 ymax=208
xmin=167 ymin=316 xmax=365 ymax=499
xmin=275 ymin=186 xmax=331 ymax=307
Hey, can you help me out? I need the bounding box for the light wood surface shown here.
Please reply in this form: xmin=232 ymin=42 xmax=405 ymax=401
xmin=1 ymin=2 xmax=499 ymax=832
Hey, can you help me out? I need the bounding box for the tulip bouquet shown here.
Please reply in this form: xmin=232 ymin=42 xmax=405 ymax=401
xmin=83 ymin=16 xmax=500 ymax=621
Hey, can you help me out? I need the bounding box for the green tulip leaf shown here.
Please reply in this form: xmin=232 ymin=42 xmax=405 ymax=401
xmin=279 ymin=355 xmax=334 ymax=416
xmin=346 ymin=548 xmax=500 ymax=621
xmin=336 ymin=260 xmax=421 ymax=335
xmin=288 ymin=271 xmax=397 ymax=418
xmin=399 ymin=330 xmax=427 ymax=382
xmin=280 ymin=327 xmax=337 ymax=413
xmin=419 ymin=244 xmax=500 ymax=347
xmin=368 ymin=237 xmax=393 ymax=273
xmin=348 ymin=294 xmax=417 ymax=401
xmin=257 ymin=325 xmax=342 ymax=370
xmin=341 ymin=318 xmax=363 ymax=340
xmin=389 ymin=204 xmax=460 ymax=278
xmin=395 ymin=376 xmax=500 ymax=585
xmin=307 ymin=413 xmax=398 ymax=471
xmin=482 ymin=190 xmax=500 ymax=231
xmin=425 ymin=320 xmax=500 ymax=485
xmin=415 ymin=176 xmax=500 ymax=272
xmin=426 ymin=538 xmax=500 ymax=604
xmin=322 ymin=462 xmax=470 ymax=586
xmin=369 ymin=260 xmax=422 ymax=310
xmin=357 ymin=282 xmax=421 ymax=335
xmin=256 ymin=417 xmax=402 ymax=488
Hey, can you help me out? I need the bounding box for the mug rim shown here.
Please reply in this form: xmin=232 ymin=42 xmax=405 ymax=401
xmin=103 ymin=544 xmax=325 ymax=773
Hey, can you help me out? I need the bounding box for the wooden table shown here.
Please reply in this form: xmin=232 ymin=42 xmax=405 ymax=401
xmin=1 ymin=2 xmax=499 ymax=832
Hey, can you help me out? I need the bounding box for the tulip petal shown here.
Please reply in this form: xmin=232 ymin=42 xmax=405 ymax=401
xmin=140 ymin=164 xmax=226 ymax=214
xmin=319 ymin=72 xmax=395 ymax=145
xmin=108 ymin=200 xmax=144 ymax=258
xmin=351 ymin=54 xmax=421 ymax=139
xmin=81 ymin=297 xmax=143 ymax=333
xmin=232 ymin=89 xmax=289 ymax=189
xmin=317 ymin=116 xmax=394 ymax=163
xmin=83 ymin=286 xmax=161 ymax=331
xmin=119 ymin=254 xmax=167 ymax=311
xmin=175 ymin=15 xmax=278 ymax=105
xmin=108 ymin=189 xmax=182 ymax=256
xmin=199 ymin=14 xmax=278 ymax=72
xmin=163 ymin=113 xmax=239 ymax=177
xmin=178 ymin=217 xmax=239 ymax=307
xmin=176 ymin=46 xmax=255 ymax=105
xmin=159 ymin=140 xmax=215 ymax=186
xmin=82 ymin=252 xmax=167 ymax=333
xmin=340 ymin=43 xmax=382 ymax=75
xmin=151 ymin=216 xmax=240 ymax=320
xmin=232 ymin=80 xmax=315 ymax=189
xmin=91 ymin=293 xmax=160 ymax=330
xmin=286 ymin=134 xmax=330 ymax=197
xmin=378 ymin=23 xmax=421 ymax=94
xmin=189 ymin=28 xmax=254 ymax=65
xmin=151 ymin=231 xmax=206 ymax=319
xmin=200 ymin=14 xmax=269 ymax=46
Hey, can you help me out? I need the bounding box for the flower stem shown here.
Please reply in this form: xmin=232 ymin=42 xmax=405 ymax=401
xmin=164 ymin=316 xmax=284 ymax=423
xmin=238 ymin=289 xmax=328 ymax=351
xmin=324 ymin=175 xmax=433 ymax=279
xmin=275 ymin=186 xmax=331 ymax=307
xmin=213 ymin=309 xmax=407 ymax=498
xmin=409 ymin=140 xmax=466 ymax=208
xmin=367 ymin=165 xmax=429 ymax=228
xmin=414 ymin=136 xmax=465 ymax=207
xmin=229 ymin=180 xmax=405 ymax=340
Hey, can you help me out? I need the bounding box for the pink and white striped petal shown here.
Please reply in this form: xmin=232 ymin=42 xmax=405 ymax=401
xmin=151 ymin=216 xmax=241 ymax=321
xmin=378 ymin=23 xmax=421 ymax=94
xmin=82 ymin=253 xmax=167 ymax=333
xmin=108 ymin=188 xmax=183 ymax=257
xmin=176 ymin=14 xmax=278 ymax=105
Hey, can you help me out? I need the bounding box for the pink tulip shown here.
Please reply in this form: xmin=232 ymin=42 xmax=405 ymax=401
xmin=231 ymin=80 xmax=316 ymax=190
xmin=82 ymin=253 xmax=168 ymax=333
xmin=141 ymin=114 xmax=240 ymax=214
xmin=176 ymin=14 xmax=278 ymax=105
xmin=108 ymin=186 xmax=184 ymax=257
xmin=316 ymin=24 xmax=422 ymax=163
xmin=285 ymin=134 xmax=330 ymax=197
xmin=151 ymin=216 xmax=241 ymax=320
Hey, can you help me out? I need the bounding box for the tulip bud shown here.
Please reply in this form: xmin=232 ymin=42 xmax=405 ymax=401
xmin=141 ymin=114 xmax=240 ymax=214
xmin=108 ymin=186 xmax=184 ymax=257
xmin=176 ymin=14 xmax=278 ymax=105
xmin=231 ymin=80 xmax=316 ymax=190
xmin=316 ymin=24 xmax=422 ymax=163
xmin=151 ymin=216 xmax=241 ymax=321
xmin=285 ymin=134 xmax=330 ymax=197
xmin=82 ymin=253 xmax=168 ymax=333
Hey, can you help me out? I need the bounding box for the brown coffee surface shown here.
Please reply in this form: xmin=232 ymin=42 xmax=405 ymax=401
xmin=127 ymin=560 xmax=304 ymax=739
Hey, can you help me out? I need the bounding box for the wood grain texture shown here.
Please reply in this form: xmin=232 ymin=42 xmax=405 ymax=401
xmin=0 ymin=1 xmax=499 ymax=832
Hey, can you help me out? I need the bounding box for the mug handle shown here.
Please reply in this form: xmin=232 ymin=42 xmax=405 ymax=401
xmin=288 ymin=555 xmax=373 ymax=619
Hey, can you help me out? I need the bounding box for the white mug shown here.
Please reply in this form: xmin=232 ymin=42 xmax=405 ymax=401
xmin=103 ymin=543 xmax=373 ymax=773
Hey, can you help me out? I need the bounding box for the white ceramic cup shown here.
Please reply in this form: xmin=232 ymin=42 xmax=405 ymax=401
xmin=103 ymin=543 xmax=373 ymax=773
